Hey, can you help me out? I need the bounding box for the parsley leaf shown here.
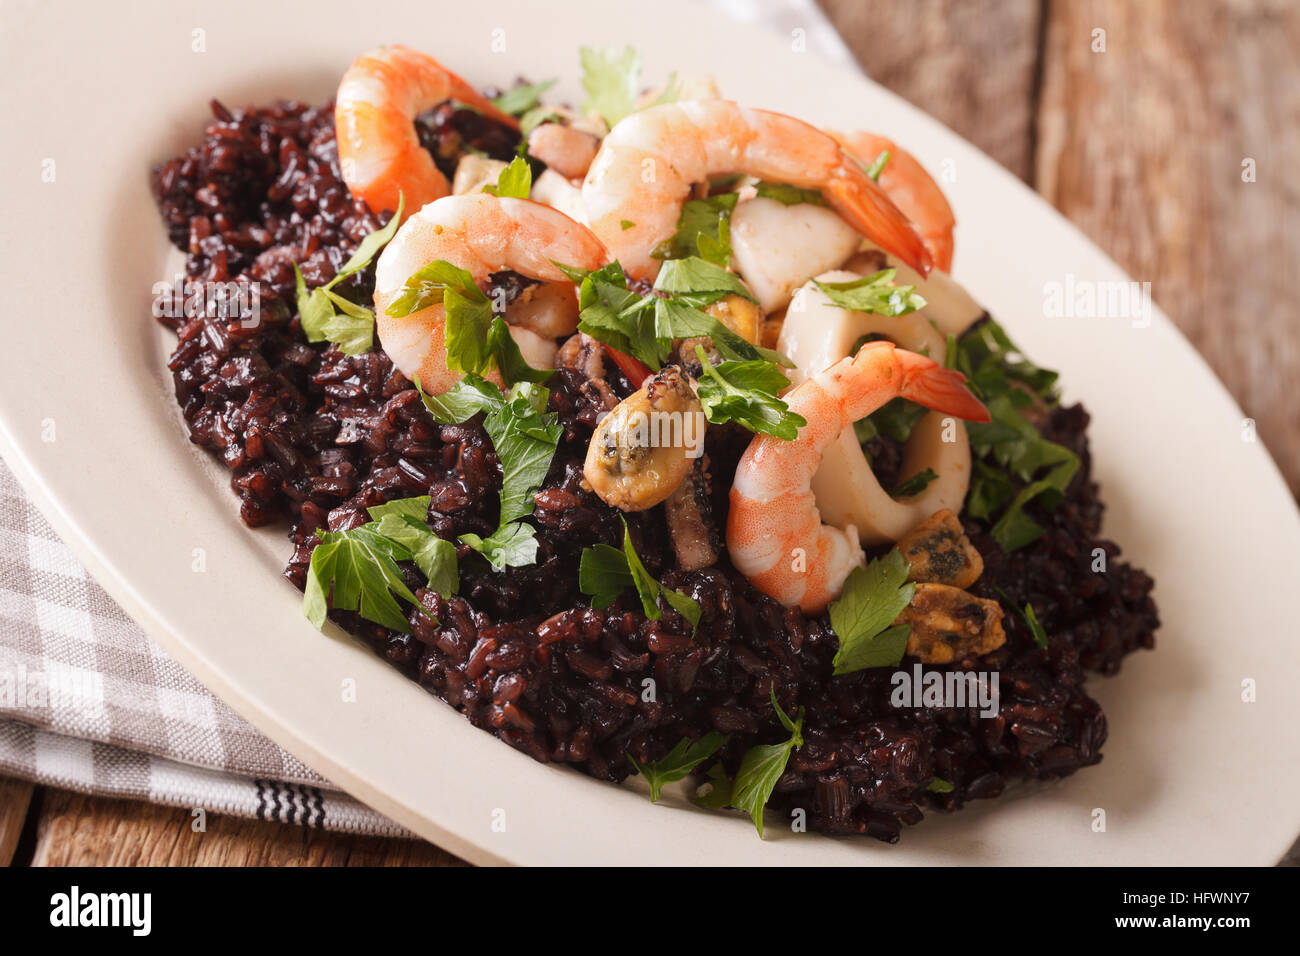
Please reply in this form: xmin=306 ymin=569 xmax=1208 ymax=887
xmin=389 ymin=262 xmax=549 ymax=384
xmin=579 ymin=45 xmax=677 ymax=128
xmin=578 ymin=518 xmax=701 ymax=633
xmin=569 ymin=256 xmax=786 ymax=372
xmin=891 ymin=467 xmax=938 ymax=498
xmin=693 ymin=763 xmax=734 ymax=809
xmin=485 ymin=381 xmax=563 ymax=526
xmin=653 ymin=257 xmax=756 ymax=304
xmin=997 ymin=588 xmax=1050 ymax=650
xmin=855 ymin=396 xmax=930 ymax=445
xmin=491 ymin=78 xmax=557 ymax=117
xmin=295 ymin=195 xmax=404 ymax=355
xmin=927 ymin=776 xmax=955 ymax=793
xmin=367 ymin=496 xmax=458 ymax=599
xmin=482 ymin=155 xmax=532 ymax=199
xmin=419 ymin=377 xmax=561 ymax=570
xmin=754 ymin=181 xmax=826 ymax=206
xmin=651 ymin=192 xmax=738 ymax=265
xmin=865 ymin=149 xmax=891 ymax=182
xmin=460 ymin=522 xmax=539 ymax=571
xmin=578 ymin=543 xmax=634 ymax=609
xmin=730 ymin=687 xmax=805 ymax=837
xmin=303 ymin=525 xmax=427 ymax=633
xmin=694 ymin=346 xmax=806 ymax=439
xmin=828 ymin=548 xmax=916 ymax=674
xmin=486 ymin=316 xmax=554 ymax=384
xmin=385 ymin=259 xmax=476 ymax=319
xmin=580 ymin=46 xmax=640 ymax=127
xmin=627 ymin=732 xmax=729 ymax=803
xmin=814 ymin=268 xmax=926 ymax=317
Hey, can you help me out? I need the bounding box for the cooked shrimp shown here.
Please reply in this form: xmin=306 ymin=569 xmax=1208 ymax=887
xmin=831 ymin=131 xmax=955 ymax=272
xmin=527 ymin=123 xmax=601 ymax=181
xmin=336 ymin=45 xmax=519 ymax=218
xmin=727 ymin=342 xmax=989 ymax=614
xmin=582 ymin=100 xmax=932 ymax=281
xmin=372 ymin=194 xmax=608 ymax=395
xmin=780 ymin=270 xmax=973 ymax=544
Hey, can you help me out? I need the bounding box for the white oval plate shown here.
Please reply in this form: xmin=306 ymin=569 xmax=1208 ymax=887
xmin=2 ymin=0 xmax=1297 ymax=866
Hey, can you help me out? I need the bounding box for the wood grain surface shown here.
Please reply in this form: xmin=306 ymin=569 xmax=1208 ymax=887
xmin=3 ymin=0 xmax=1295 ymax=868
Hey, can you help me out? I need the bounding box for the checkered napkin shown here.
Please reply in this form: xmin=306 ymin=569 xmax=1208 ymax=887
xmin=0 ymin=459 xmax=408 ymax=835
xmin=0 ymin=0 xmax=849 ymax=839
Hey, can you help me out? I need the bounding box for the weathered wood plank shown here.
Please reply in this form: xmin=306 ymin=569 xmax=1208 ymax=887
xmin=28 ymin=789 xmax=466 ymax=867
xmin=0 ymin=776 xmax=35 ymax=865
xmin=1036 ymin=0 xmax=1300 ymax=493
xmin=818 ymin=0 xmax=1044 ymax=180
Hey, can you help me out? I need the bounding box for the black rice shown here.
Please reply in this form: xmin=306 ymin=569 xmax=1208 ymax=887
xmin=152 ymin=98 xmax=1158 ymax=842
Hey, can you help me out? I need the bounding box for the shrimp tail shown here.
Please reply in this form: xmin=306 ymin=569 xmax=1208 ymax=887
xmin=896 ymin=349 xmax=990 ymax=423
xmin=823 ymin=175 xmax=934 ymax=277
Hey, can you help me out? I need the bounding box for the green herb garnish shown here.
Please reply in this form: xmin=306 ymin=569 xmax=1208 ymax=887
xmin=694 ymin=346 xmax=806 ymax=440
xmin=562 ymin=256 xmax=788 ymax=372
xmin=813 ymin=268 xmax=926 ymax=317
xmin=996 ymin=588 xmax=1050 ymax=650
xmin=387 ymin=261 xmax=550 ymax=385
xmin=302 ymin=494 xmax=454 ymax=632
xmin=927 ymin=776 xmax=955 ymax=793
xmin=865 ymin=149 xmax=891 ymax=182
xmin=367 ymin=496 xmax=458 ymax=599
xmin=627 ymin=732 xmax=729 ymax=803
xmin=482 ymin=155 xmax=532 ymax=199
xmin=953 ymin=319 xmax=1078 ymax=551
xmin=579 ymin=45 xmax=678 ymax=128
xmin=650 ymin=192 xmax=738 ymax=265
xmin=753 ymin=181 xmax=826 ymax=206
xmin=491 ymin=78 xmax=557 ymax=117
xmin=295 ymin=195 xmax=404 ymax=354
xmin=891 ymin=468 xmax=938 ymax=498
xmin=419 ymin=377 xmax=561 ymax=570
xmin=730 ymin=687 xmax=805 ymax=837
xmin=578 ymin=517 xmax=701 ymax=633
xmin=828 ymin=548 xmax=915 ymax=674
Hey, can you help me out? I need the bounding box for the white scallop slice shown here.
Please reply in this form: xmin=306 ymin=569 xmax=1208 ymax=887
xmin=730 ymin=197 xmax=861 ymax=315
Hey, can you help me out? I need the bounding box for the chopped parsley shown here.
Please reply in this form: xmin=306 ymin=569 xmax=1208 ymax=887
xmin=865 ymin=149 xmax=891 ymax=181
xmin=813 ymin=268 xmax=926 ymax=317
xmin=650 ymin=192 xmax=738 ymax=266
xmin=997 ymin=588 xmax=1050 ymax=650
xmin=387 ymin=260 xmax=551 ymax=384
xmin=482 ymin=155 xmax=532 ymax=199
xmin=828 ymin=548 xmax=915 ymax=674
xmin=952 ymin=320 xmax=1079 ymax=551
xmin=419 ymin=378 xmax=562 ymax=570
xmin=855 ymin=396 xmax=930 ymax=445
xmin=579 ymin=45 xmax=678 ymax=129
xmin=729 ymin=687 xmax=805 ymax=837
xmin=302 ymin=494 xmax=456 ymax=632
xmin=753 ymin=181 xmax=826 ymax=206
xmin=558 ymin=256 xmax=789 ymax=372
xmin=491 ymin=78 xmax=557 ymax=117
xmin=295 ymin=194 xmax=404 ymax=354
xmin=890 ymin=467 xmax=938 ymax=498
xmin=368 ymin=497 xmax=458 ymax=599
xmin=927 ymin=776 xmax=955 ymax=793
xmin=578 ymin=517 xmax=701 ymax=633
xmin=627 ymin=732 xmax=729 ymax=803
xmin=694 ymin=345 xmax=806 ymax=440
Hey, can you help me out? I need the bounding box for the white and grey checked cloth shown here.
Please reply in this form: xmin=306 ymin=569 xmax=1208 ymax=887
xmin=0 ymin=0 xmax=851 ymax=838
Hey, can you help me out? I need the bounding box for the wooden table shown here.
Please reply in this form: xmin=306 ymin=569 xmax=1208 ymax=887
xmin=3 ymin=0 xmax=1296 ymax=867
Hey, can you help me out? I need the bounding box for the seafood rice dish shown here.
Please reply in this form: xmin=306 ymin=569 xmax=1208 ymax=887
xmin=151 ymin=44 xmax=1158 ymax=842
